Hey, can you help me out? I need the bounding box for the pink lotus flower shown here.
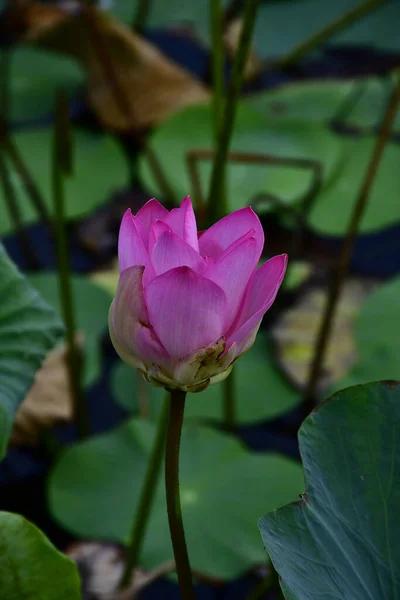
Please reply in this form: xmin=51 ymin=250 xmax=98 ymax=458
xmin=109 ymin=196 xmax=287 ymax=392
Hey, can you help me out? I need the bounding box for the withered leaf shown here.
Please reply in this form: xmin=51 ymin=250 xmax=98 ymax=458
xmin=21 ymin=2 xmax=210 ymax=131
xmin=11 ymin=334 xmax=84 ymax=446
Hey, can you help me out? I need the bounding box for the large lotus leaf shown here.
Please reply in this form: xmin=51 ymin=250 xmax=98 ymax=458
xmin=247 ymin=77 xmax=400 ymax=132
xmin=0 ymin=244 xmax=63 ymax=459
xmin=140 ymin=102 xmax=341 ymax=212
xmin=112 ymin=333 xmax=301 ymax=424
xmin=7 ymin=46 xmax=85 ymax=124
xmin=252 ymin=0 xmax=400 ymax=59
xmin=308 ymin=137 xmax=400 ymax=235
xmin=110 ymin=0 xmax=229 ymax=43
xmin=28 ymin=273 xmax=112 ymax=387
xmin=0 ymin=511 xmax=81 ymax=599
xmin=259 ymin=381 xmax=400 ymax=600
xmin=0 ymin=129 xmax=129 ymax=235
xmin=49 ymin=418 xmax=304 ymax=579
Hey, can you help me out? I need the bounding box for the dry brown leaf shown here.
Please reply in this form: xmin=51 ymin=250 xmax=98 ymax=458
xmin=224 ymin=17 xmax=263 ymax=81
xmin=20 ymin=1 xmax=210 ymax=131
xmin=67 ymin=541 xmax=175 ymax=599
xmin=271 ymin=279 xmax=378 ymax=392
xmin=10 ymin=333 xmax=84 ymax=446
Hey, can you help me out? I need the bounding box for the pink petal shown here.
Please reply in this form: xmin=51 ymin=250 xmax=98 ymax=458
xmin=136 ymin=198 xmax=169 ymax=230
xmin=146 ymin=266 xmax=227 ymax=359
xmin=151 ymin=229 xmax=205 ymax=275
xmin=110 ymin=266 xmax=169 ymax=366
xmin=204 ymin=234 xmax=258 ymax=329
xmin=164 ymin=196 xmax=199 ymax=251
xmin=226 ymin=254 xmax=287 ymax=352
xmin=199 ymin=207 xmax=264 ymax=259
xmin=148 ymin=220 xmax=171 ymax=254
xmin=118 ymin=210 xmax=149 ymax=273
xmin=242 ymin=254 xmax=288 ymax=321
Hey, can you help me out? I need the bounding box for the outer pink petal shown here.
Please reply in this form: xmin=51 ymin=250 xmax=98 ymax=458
xmin=199 ymin=207 xmax=264 ymax=259
xmin=204 ymin=234 xmax=258 ymax=329
xmin=226 ymin=254 xmax=287 ymax=352
xmin=136 ymin=198 xmax=169 ymax=230
xmin=118 ymin=210 xmax=149 ymax=273
xmin=242 ymin=254 xmax=288 ymax=321
xmin=151 ymin=229 xmax=205 ymax=275
xmin=146 ymin=266 xmax=227 ymax=359
xmin=164 ymin=196 xmax=199 ymax=251
xmin=110 ymin=265 xmax=169 ymax=366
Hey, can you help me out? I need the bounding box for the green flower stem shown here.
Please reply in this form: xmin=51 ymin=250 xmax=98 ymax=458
xmin=120 ymin=394 xmax=169 ymax=589
xmin=207 ymin=0 xmax=261 ymax=223
xmin=165 ymin=390 xmax=196 ymax=599
xmin=210 ymin=0 xmax=224 ymax=143
xmin=131 ymin=0 xmax=151 ymax=33
xmin=52 ymin=91 xmax=89 ymax=439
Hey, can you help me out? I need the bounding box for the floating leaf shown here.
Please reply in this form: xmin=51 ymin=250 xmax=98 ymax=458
xmin=0 ymin=129 xmax=129 ymax=235
xmin=49 ymin=418 xmax=304 ymax=579
xmin=355 ymin=274 xmax=400 ymax=359
xmin=140 ymin=102 xmax=342 ymax=212
xmin=309 ymin=137 xmax=400 ymax=235
xmin=252 ymin=0 xmax=400 ymax=59
xmin=0 ymin=244 xmax=63 ymax=459
xmin=246 ymin=80 xmax=352 ymax=123
xmin=0 ymin=511 xmax=81 ymax=599
xmin=345 ymin=76 xmax=400 ymax=132
xmin=259 ymin=381 xmax=400 ymax=600
xmin=112 ymin=333 xmax=301 ymax=424
xmin=28 ymin=274 xmax=111 ymax=387
xmin=7 ymin=46 xmax=85 ymax=124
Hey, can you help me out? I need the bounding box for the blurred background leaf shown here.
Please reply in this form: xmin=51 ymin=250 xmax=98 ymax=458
xmin=49 ymin=418 xmax=304 ymax=580
xmin=0 ymin=129 xmax=129 ymax=235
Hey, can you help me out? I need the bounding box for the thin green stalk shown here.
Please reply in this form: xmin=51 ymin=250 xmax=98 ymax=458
xmin=269 ymin=0 xmax=388 ymax=70
xmin=131 ymin=0 xmax=151 ymax=33
xmin=302 ymin=73 xmax=400 ymax=412
xmin=223 ymin=369 xmax=235 ymax=429
xmin=1 ymin=126 xmax=51 ymax=224
xmin=165 ymin=390 xmax=195 ymax=599
xmin=52 ymin=91 xmax=89 ymax=439
xmin=120 ymin=394 xmax=169 ymax=589
xmin=207 ymin=0 xmax=260 ymax=222
xmin=210 ymin=0 xmax=225 ymax=143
